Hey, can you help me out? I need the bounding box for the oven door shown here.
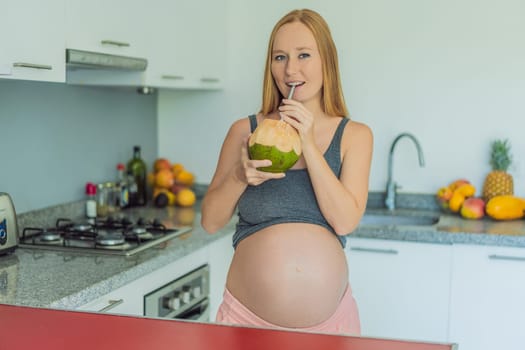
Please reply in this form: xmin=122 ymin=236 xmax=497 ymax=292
xmin=144 ymin=264 xmax=210 ymax=322
xmin=175 ymin=297 xmax=210 ymax=322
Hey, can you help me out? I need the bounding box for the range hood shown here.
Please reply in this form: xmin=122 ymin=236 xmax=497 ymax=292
xmin=66 ymin=49 xmax=147 ymax=71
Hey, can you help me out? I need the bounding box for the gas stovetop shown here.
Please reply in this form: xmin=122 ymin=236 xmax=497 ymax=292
xmin=19 ymin=216 xmax=192 ymax=256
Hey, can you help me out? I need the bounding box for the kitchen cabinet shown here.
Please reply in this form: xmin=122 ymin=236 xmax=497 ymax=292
xmin=142 ymin=0 xmax=227 ymax=89
xmin=345 ymin=237 xmax=452 ymax=343
xmin=208 ymin=232 xmax=234 ymax=320
xmin=448 ymin=244 xmax=525 ymax=350
xmin=0 ymin=0 xmax=65 ymax=82
xmin=78 ymin=246 xmax=209 ymax=316
xmin=65 ymin=0 xmax=148 ymax=58
xmin=76 ymin=279 xmax=143 ymax=315
xmin=65 ymin=0 xmax=226 ymax=89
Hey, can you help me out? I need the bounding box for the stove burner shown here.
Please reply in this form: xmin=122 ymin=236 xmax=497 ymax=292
xmin=73 ymin=223 xmax=93 ymax=232
xmin=40 ymin=231 xmax=62 ymax=242
xmin=133 ymin=227 xmax=147 ymax=235
xmin=121 ymin=217 xmax=133 ymax=226
xmin=96 ymin=231 xmax=125 ymax=246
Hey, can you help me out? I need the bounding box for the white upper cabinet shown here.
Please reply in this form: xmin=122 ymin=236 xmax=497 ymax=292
xmin=0 ymin=0 xmax=65 ymax=82
xmin=142 ymin=0 xmax=227 ymax=89
xmin=65 ymin=0 xmax=148 ymax=58
xmin=2 ymin=0 xmax=226 ymax=89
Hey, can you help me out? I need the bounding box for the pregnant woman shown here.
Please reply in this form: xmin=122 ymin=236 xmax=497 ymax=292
xmin=201 ymin=8 xmax=373 ymax=335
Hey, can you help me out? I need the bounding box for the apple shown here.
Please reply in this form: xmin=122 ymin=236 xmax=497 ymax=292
xmin=436 ymin=186 xmax=453 ymax=210
xmin=153 ymin=158 xmax=171 ymax=173
xmin=460 ymin=197 xmax=485 ymax=219
xmin=436 ymin=187 xmax=453 ymax=201
xmin=170 ymin=183 xmax=187 ymax=195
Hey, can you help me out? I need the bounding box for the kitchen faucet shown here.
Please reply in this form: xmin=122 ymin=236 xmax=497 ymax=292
xmin=385 ymin=133 xmax=425 ymax=210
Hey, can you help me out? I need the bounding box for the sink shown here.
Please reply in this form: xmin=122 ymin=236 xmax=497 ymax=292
xmin=359 ymin=212 xmax=440 ymax=227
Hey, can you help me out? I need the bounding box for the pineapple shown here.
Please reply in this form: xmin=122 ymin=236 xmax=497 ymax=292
xmin=482 ymin=139 xmax=514 ymax=202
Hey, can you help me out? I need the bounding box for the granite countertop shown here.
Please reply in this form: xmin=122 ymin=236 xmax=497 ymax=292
xmin=354 ymin=208 xmax=525 ymax=248
xmin=355 ymin=193 xmax=525 ymax=248
xmin=1 ymin=200 xmax=236 ymax=309
xmin=2 ymin=192 xmax=525 ymax=311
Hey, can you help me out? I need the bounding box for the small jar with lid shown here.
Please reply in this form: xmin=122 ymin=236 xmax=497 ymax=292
xmin=97 ymin=182 xmax=117 ymax=217
xmin=85 ymin=182 xmax=97 ymax=222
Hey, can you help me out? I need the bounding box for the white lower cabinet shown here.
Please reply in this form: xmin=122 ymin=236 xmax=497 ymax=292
xmin=77 ymin=246 xmax=209 ymax=316
xmin=76 ymin=279 xmax=143 ymax=315
xmin=207 ymin=232 xmax=234 ymax=321
xmin=448 ymin=244 xmax=525 ymax=350
xmin=345 ymin=237 xmax=452 ymax=343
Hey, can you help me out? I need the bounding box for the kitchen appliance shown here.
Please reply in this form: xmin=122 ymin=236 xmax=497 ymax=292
xmin=66 ymin=49 xmax=148 ymax=71
xmin=144 ymin=264 xmax=210 ymax=322
xmin=0 ymin=192 xmax=18 ymax=255
xmin=19 ymin=216 xmax=191 ymax=257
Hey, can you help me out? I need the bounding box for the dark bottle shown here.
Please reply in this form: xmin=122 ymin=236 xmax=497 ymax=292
xmin=127 ymin=146 xmax=147 ymax=206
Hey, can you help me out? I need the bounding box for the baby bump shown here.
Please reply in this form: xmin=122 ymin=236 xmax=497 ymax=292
xmin=226 ymin=223 xmax=349 ymax=328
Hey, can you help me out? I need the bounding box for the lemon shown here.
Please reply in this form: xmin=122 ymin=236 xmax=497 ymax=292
xmin=176 ymin=188 xmax=196 ymax=207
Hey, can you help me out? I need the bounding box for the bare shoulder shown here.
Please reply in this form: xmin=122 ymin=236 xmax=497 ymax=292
xmin=225 ymin=115 xmax=254 ymax=142
xmin=343 ymin=119 xmax=373 ymax=147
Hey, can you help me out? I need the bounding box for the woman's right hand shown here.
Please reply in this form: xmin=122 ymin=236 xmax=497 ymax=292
xmin=237 ymin=135 xmax=285 ymax=186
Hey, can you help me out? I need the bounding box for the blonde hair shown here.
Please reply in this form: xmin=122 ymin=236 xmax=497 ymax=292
xmin=260 ymin=9 xmax=348 ymax=117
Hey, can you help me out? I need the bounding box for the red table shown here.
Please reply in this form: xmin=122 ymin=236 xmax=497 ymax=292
xmin=0 ymin=304 xmax=457 ymax=350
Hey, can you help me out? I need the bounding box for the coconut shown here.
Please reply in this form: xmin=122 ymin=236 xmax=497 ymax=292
xmin=248 ymin=119 xmax=302 ymax=173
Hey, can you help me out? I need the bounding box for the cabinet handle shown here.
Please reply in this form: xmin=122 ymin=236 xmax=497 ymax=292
xmin=13 ymin=62 xmax=52 ymax=70
xmin=200 ymin=77 xmax=220 ymax=83
xmin=101 ymin=40 xmax=130 ymax=47
xmin=98 ymin=298 xmax=124 ymax=312
xmin=488 ymin=254 xmax=525 ymax=262
xmin=350 ymin=247 xmax=399 ymax=255
xmin=162 ymin=75 xmax=185 ymax=80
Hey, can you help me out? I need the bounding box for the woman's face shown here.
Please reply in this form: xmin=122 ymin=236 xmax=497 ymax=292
xmin=271 ymin=21 xmax=323 ymax=104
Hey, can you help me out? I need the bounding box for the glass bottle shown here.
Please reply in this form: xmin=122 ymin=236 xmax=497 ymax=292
xmin=96 ymin=183 xmax=108 ymax=217
xmin=116 ymin=163 xmax=129 ymax=209
xmin=127 ymin=170 xmax=138 ymax=207
xmin=127 ymin=146 xmax=147 ymax=206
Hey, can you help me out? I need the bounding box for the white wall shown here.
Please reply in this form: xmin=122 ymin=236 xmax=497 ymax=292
xmin=0 ymin=80 xmax=157 ymax=213
xmin=158 ymin=0 xmax=525 ymax=198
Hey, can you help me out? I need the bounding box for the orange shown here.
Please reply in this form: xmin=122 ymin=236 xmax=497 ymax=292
xmin=176 ymin=188 xmax=196 ymax=207
xmin=155 ymin=169 xmax=174 ymax=188
xmin=176 ymin=170 xmax=195 ymax=187
xmin=172 ymin=163 xmax=185 ymax=177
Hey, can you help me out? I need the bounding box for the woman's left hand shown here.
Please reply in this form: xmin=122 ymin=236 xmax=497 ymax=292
xmin=278 ymin=99 xmax=315 ymax=146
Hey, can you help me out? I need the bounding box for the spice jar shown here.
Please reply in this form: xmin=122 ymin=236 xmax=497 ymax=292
xmin=97 ymin=182 xmax=118 ymax=217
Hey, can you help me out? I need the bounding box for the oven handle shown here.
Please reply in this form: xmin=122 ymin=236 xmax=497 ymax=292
xmin=174 ymin=298 xmax=210 ymax=321
xmin=195 ymin=302 xmax=211 ymax=322
xmin=98 ymin=299 xmax=124 ymax=313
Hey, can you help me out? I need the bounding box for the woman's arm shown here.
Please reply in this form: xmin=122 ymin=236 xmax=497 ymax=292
xmin=279 ymin=99 xmax=373 ymax=235
xmin=200 ymin=117 xmax=285 ymax=233
xmin=306 ymin=121 xmax=373 ymax=235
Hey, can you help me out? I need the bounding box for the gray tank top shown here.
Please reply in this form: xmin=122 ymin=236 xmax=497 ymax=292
xmin=233 ymin=115 xmax=350 ymax=249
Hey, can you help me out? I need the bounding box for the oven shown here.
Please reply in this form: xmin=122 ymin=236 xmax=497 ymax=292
xmin=144 ymin=264 xmax=210 ymax=322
